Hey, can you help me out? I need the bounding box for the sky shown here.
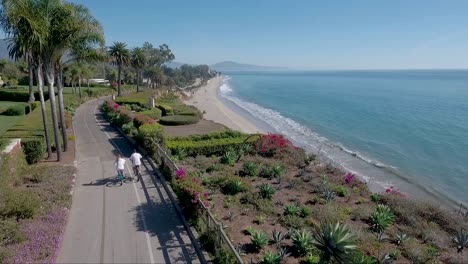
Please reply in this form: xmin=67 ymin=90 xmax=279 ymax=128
xmin=69 ymin=0 xmax=468 ymax=69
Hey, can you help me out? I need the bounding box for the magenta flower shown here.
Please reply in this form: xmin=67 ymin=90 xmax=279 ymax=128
xmin=344 ymin=173 xmax=355 ymax=184
xmin=175 ymin=168 xmax=187 ymax=180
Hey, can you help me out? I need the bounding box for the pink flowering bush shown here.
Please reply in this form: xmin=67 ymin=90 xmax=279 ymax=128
xmin=255 ymin=133 xmax=307 ymax=166
xmin=172 ymin=168 xmax=209 ymax=215
xmin=344 ymin=172 xmax=355 ymax=185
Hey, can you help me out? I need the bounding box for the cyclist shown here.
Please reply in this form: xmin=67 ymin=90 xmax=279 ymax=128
xmin=114 ymin=154 xmax=126 ymax=184
xmin=130 ymin=149 xmax=143 ymax=180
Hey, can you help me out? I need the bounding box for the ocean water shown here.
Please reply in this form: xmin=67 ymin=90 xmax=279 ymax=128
xmin=218 ymin=70 xmax=468 ymax=206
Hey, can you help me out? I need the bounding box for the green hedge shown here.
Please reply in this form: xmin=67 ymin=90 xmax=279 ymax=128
xmin=21 ymin=138 xmax=45 ymax=164
xmin=135 ymin=123 xmax=165 ymax=155
xmin=173 ymin=105 xmax=202 ymax=117
xmin=115 ymin=98 xmax=146 ymax=106
xmin=0 ymin=90 xmax=49 ymax=102
xmin=156 ymin=104 xmax=173 ymax=116
xmin=159 ymin=115 xmax=200 ymax=126
xmin=139 ymin=108 xmax=162 ymax=120
xmin=166 ymin=136 xmax=256 ymax=157
xmin=3 ymin=105 xmax=26 ymax=116
xmin=168 ymin=130 xmax=245 ymax=141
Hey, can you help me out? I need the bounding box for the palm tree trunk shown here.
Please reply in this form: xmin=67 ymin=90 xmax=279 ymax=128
xmin=36 ymin=65 xmax=52 ymax=159
xmin=136 ymin=70 xmax=140 ymax=92
xmin=45 ymin=65 xmax=62 ymax=162
xmin=57 ymin=64 xmax=68 ymax=152
xmin=78 ymin=78 xmax=82 ymax=98
xmin=87 ymin=79 xmax=90 ymax=95
xmin=28 ymin=60 xmax=35 ymax=103
xmin=117 ymin=63 xmax=122 ymax=96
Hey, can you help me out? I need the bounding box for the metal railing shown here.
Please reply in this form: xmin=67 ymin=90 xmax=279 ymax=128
xmin=152 ymin=143 xmax=244 ymax=264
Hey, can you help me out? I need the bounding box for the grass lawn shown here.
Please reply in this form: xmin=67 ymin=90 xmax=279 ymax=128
xmin=0 ymin=101 xmax=30 ymax=136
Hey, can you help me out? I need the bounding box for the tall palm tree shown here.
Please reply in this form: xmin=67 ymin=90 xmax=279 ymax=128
xmin=131 ymin=47 xmax=145 ymax=92
xmin=108 ymin=42 xmax=130 ymax=96
xmin=0 ymin=0 xmax=53 ymax=159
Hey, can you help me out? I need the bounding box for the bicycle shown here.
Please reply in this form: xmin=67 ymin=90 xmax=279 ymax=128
xmin=132 ymin=165 xmax=141 ymax=182
xmin=117 ymin=169 xmax=125 ymax=185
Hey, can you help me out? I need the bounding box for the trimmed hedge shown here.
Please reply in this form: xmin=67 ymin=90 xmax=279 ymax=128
xmin=115 ymin=98 xmax=146 ymax=106
xmin=3 ymin=105 xmax=26 ymax=116
xmin=135 ymin=123 xmax=165 ymax=155
xmin=157 ymin=104 xmax=173 ymax=116
xmin=0 ymin=90 xmax=49 ymax=102
xmin=159 ymin=115 xmax=200 ymax=126
xmin=173 ymin=105 xmax=202 ymax=117
xmin=166 ymin=136 xmax=257 ymax=157
xmin=21 ymin=138 xmax=45 ymax=164
xmin=139 ymin=108 xmax=162 ymax=120
xmin=168 ymin=130 xmax=244 ymax=141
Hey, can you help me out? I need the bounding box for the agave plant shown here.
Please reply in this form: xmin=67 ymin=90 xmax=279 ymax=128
xmin=311 ymin=222 xmax=357 ymax=263
xmin=271 ymin=164 xmax=284 ymax=178
xmin=223 ymin=179 xmax=245 ymax=195
xmin=286 ymin=180 xmax=297 ymax=190
xmin=259 ymin=183 xmax=275 ymax=200
xmin=244 ymin=225 xmax=256 ymax=235
xmin=284 ymin=204 xmax=300 ymax=216
xmin=251 ymin=231 xmax=269 ymax=249
xmin=260 ymin=251 xmax=281 ymax=264
xmin=221 ymin=150 xmax=237 ymax=165
xmin=369 ymin=204 xmax=395 ymax=241
xmin=278 ymin=247 xmax=291 ymax=261
xmin=453 ymin=228 xmax=468 ymax=253
xmin=323 ymin=188 xmax=336 ymax=202
xmin=272 ymin=229 xmax=286 ymax=247
xmin=299 ymin=206 xmax=312 ymax=218
xmin=291 ymin=229 xmax=314 ymax=256
xmin=243 ymin=162 xmax=260 ymax=177
xmin=226 ymin=211 xmax=237 ymax=222
xmin=395 ymin=232 xmax=408 ymax=245
xmin=352 ymin=252 xmax=378 ymax=264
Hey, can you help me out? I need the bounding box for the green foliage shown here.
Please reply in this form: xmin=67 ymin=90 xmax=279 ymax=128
xmin=254 ymin=215 xmax=266 ymax=225
xmin=453 ymin=228 xmax=468 ymax=253
xmin=401 ymin=238 xmax=438 ymax=263
xmin=166 ymin=135 xmax=255 ymax=157
xmin=0 ymin=90 xmax=49 ymax=102
xmin=261 ymin=163 xmax=284 ymax=179
xmin=251 ymin=231 xmax=269 ymax=249
xmin=284 ymin=204 xmax=300 ymax=216
xmin=139 ymin=107 xmax=162 ymax=120
xmin=370 ymin=193 xmax=382 ymax=203
xmin=311 ymin=222 xmax=357 ymax=263
xmin=0 ymin=189 xmax=39 ymax=220
xmin=291 ymin=230 xmax=314 ymax=256
xmin=271 ymin=229 xmax=286 ymax=247
xmin=243 ymin=226 xmax=255 ymax=235
xmin=221 ymin=150 xmax=237 ymax=165
xmin=369 ymin=204 xmax=395 ymax=237
xmin=133 ymin=114 xmax=155 ymax=128
xmin=352 ymin=252 xmax=378 ymax=264
xmin=242 ymin=161 xmax=260 ymax=177
xmin=168 ymin=130 xmax=245 ymax=141
xmin=299 ymin=206 xmax=312 ymax=218
xmin=3 ymin=105 xmax=26 ymax=116
xmin=156 ymin=104 xmax=174 ymax=116
xmin=259 ymin=183 xmax=275 ymax=200
xmin=21 ymin=139 xmax=45 ymax=164
xmin=279 ymin=215 xmax=306 ymax=229
xmin=222 ymin=178 xmax=246 ymax=195
xmin=159 ymin=114 xmax=200 ymax=125
xmin=304 ymin=253 xmax=320 ymax=264
xmin=135 ymin=123 xmax=164 ymax=155
xmin=0 ymin=219 xmax=24 ymax=246
xmin=260 ymin=251 xmax=281 ymax=264
xmin=334 ymin=185 xmax=348 ymax=197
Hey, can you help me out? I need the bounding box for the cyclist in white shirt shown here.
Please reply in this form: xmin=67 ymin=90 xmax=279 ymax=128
xmin=130 ymin=149 xmax=143 ymax=178
xmin=114 ymin=154 xmax=126 ymax=184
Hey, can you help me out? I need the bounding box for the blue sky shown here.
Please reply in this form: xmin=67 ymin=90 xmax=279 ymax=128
xmin=70 ymin=0 xmax=468 ymax=69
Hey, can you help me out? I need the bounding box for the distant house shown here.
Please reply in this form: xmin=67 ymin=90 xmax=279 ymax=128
xmin=89 ymin=79 xmax=110 ymax=86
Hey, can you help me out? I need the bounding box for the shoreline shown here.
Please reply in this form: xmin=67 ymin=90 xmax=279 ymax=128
xmin=185 ymin=76 xmax=265 ymax=134
xmin=185 ymin=76 xmax=463 ymax=209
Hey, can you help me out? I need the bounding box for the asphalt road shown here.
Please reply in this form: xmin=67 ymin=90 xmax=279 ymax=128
xmin=57 ymin=99 xmax=201 ymax=263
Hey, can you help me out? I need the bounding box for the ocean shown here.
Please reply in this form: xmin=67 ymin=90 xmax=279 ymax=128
xmin=218 ymin=70 xmax=468 ymax=207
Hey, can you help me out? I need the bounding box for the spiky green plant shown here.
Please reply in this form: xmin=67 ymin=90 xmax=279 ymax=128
xmin=352 ymin=252 xmax=378 ymax=264
xmin=395 ymin=232 xmax=408 ymax=245
xmin=284 ymin=204 xmax=300 ymax=216
xmin=259 ymin=183 xmax=275 ymax=200
xmin=243 ymin=162 xmax=260 ymax=177
xmin=311 ymin=222 xmax=357 ymax=263
xmin=251 ymin=231 xmax=269 ymax=249
xmin=454 ymin=228 xmax=468 ymax=253
xmin=278 ymin=247 xmax=291 ymax=261
xmin=260 ymin=251 xmax=281 ymax=264
xmin=369 ymin=204 xmax=395 ymax=240
xmin=243 ymin=226 xmax=255 ymax=235
xmin=221 ymin=150 xmax=237 ymax=165
xmin=299 ymin=206 xmax=312 ymax=218
xmin=272 ymin=229 xmax=286 ymax=247
xmin=291 ymin=230 xmax=314 ymax=256
xmin=222 ymin=179 xmax=245 ymax=195
xmin=271 ymin=164 xmax=284 ymax=178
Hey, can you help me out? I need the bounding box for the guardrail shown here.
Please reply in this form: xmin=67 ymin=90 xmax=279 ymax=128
xmin=153 ymin=142 xmax=244 ymax=264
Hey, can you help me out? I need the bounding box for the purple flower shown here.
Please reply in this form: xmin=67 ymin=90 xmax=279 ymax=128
xmin=344 ymin=172 xmax=355 ymax=184
xmin=175 ymin=168 xmax=187 ymax=180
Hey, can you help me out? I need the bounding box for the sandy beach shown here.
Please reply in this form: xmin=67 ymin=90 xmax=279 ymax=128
xmin=185 ymin=76 xmax=264 ymax=134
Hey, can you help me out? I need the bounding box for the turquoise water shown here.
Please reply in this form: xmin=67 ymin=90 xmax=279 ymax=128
xmin=219 ymin=70 xmax=468 ymax=206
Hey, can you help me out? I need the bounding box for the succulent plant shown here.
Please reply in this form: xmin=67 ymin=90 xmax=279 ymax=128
xmin=323 ymin=188 xmax=336 ymax=202
xmin=299 ymin=206 xmax=312 ymax=218
xmin=251 ymin=231 xmax=269 ymax=249
xmin=312 ymin=222 xmax=357 ymax=263
xmin=271 ymin=229 xmax=286 ymax=247
xmin=453 ymin=228 xmax=468 ymax=253
xmin=395 ymin=232 xmax=408 ymax=245
xmin=284 ymin=204 xmax=300 ymax=216
xmin=260 ymin=251 xmax=281 ymax=264
xmin=259 ymin=183 xmax=275 ymax=200
xmin=278 ymin=247 xmax=291 ymax=261
xmin=221 ymin=150 xmax=237 ymax=165
xmin=243 ymin=225 xmax=255 ymax=235
xmin=243 ymin=162 xmax=260 ymax=177
xmin=226 ymin=211 xmax=237 ymax=222
xmin=286 ymin=180 xmax=297 ymax=190
xmin=369 ymin=204 xmax=395 ymax=240
xmin=291 ymin=229 xmax=314 ymax=256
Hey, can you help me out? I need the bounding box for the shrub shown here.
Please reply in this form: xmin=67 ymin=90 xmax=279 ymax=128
xmin=221 ymin=150 xmax=237 ymax=165
xmin=243 ymin=226 xmax=255 ymax=235
xmin=280 ymin=215 xmax=305 ymax=229
xmin=369 ymin=204 xmax=395 ymax=240
xmin=334 ymin=185 xmax=348 ymax=197
xmin=311 ymin=222 xmax=357 ymax=263
xmin=0 ymin=190 xmax=39 ymax=219
xmin=159 ymin=115 xmax=200 ymax=126
xmin=260 ymin=251 xmax=281 ymax=264
xmin=222 ymin=178 xmax=246 ymax=195
xmin=304 ymin=253 xmax=320 ymax=264
xmin=284 ymin=204 xmax=299 ymax=216
xmin=291 ymin=230 xmax=314 ymax=256
xmin=157 ymin=104 xmax=174 ymax=116
xmin=401 ymin=238 xmax=437 ymax=263
xmin=169 ymin=130 xmax=245 ymax=141
xmin=0 ymin=219 xmax=24 ymax=246
xmin=21 ymin=139 xmax=45 ymax=164
xmin=173 ymin=104 xmax=202 ymax=117
xmin=133 ymin=114 xmax=156 ymax=128
xmin=256 ymin=133 xmax=293 ymax=157
xmin=3 ymin=105 xmax=26 ymax=116
xmin=242 ymin=162 xmax=260 ymax=177
xmin=299 ymin=206 xmax=312 ymax=218
xmin=135 ymin=123 xmax=164 ymax=155
xmin=166 ymin=136 xmax=255 ymax=157
xmin=251 ymin=231 xmax=269 ymax=250
xmin=259 ymin=183 xmax=275 ymax=200
xmin=139 ymin=108 xmax=162 ymax=120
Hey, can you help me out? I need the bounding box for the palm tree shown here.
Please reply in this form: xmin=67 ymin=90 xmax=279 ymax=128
xmin=1 ymin=0 xmax=53 ymax=159
xmin=108 ymin=42 xmax=130 ymax=96
xmin=131 ymin=47 xmax=146 ymax=92
xmin=311 ymin=222 xmax=357 ymax=264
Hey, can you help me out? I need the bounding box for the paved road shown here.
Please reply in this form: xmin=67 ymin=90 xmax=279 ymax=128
xmin=57 ymin=99 xmax=201 ymax=263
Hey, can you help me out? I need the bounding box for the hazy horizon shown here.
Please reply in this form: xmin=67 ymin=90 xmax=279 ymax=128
xmin=64 ymin=1 xmax=468 ymax=69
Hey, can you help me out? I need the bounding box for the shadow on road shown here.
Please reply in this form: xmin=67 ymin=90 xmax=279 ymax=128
xmin=82 ymin=177 xmax=123 ymax=188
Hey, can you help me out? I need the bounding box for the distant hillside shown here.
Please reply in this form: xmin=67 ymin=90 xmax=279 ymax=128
xmin=210 ymin=61 xmax=286 ymax=72
xmin=164 ymin=61 xmax=187 ymax=68
xmin=0 ymin=39 xmax=10 ymax=60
